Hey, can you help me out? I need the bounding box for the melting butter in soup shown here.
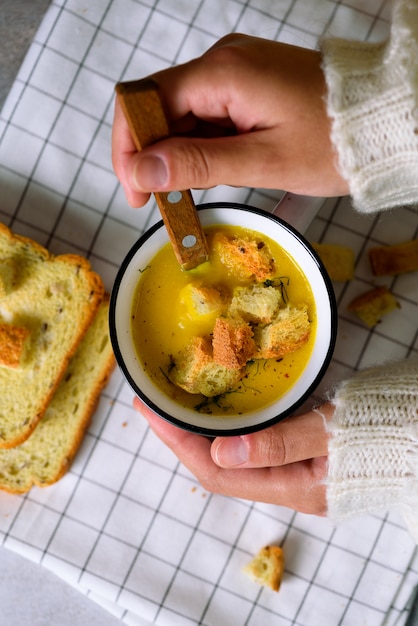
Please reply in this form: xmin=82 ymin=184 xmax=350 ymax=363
xmin=131 ymin=225 xmax=316 ymax=416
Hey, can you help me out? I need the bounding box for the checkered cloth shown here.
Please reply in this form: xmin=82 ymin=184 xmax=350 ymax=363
xmin=1 ymin=1 xmax=417 ymax=624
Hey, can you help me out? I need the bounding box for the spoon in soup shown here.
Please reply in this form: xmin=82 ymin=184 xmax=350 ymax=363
xmin=115 ymin=78 xmax=209 ymax=270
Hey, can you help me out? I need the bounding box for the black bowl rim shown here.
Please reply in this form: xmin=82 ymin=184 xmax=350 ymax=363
xmin=109 ymin=202 xmax=338 ymax=436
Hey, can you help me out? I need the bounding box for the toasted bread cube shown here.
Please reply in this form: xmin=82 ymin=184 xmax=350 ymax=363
xmin=368 ymin=239 xmax=418 ymax=276
xmin=312 ymin=243 xmax=355 ymax=282
xmin=253 ymin=305 xmax=311 ymax=359
xmin=243 ymin=545 xmax=285 ymax=592
xmin=348 ymin=286 xmax=400 ymax=327
xmin=170 ymin=336 xmax=243 ymax=397
xmin=179 ymin=282 xmax=227 ymax=321
xmin=213 ymin=231 xmax=276 ymax=281
xmin=212 ymin=317 xmax=255 ymax=369
xmin=229 ymin=284 xmax=282 ymax=324
xmin=0 ymin=323 xmax=31 ymax=369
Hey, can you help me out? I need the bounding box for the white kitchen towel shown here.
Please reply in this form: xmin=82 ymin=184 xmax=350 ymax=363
xmin=1 ymin=1 xmax=418 ymax=625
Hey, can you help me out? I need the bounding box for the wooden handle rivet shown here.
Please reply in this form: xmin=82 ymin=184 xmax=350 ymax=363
xmin=182 ymin=235 xmax=197 ymax=248
xmin=167 ymin=191 xmax=182 ymax=203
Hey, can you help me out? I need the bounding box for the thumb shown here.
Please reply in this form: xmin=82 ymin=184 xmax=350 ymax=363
xmin=128 ymin=132 xmax=280 ymax=193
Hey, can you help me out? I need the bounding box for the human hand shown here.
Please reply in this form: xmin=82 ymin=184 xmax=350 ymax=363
xmin=134 ymin=397 xmax=333 ymax=515
xmin=112 ymin=34 xmax=349 ymax=207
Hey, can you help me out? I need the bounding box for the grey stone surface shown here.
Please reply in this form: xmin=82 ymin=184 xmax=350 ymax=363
xmin=0 ymin=0 xmax=51 ymax=109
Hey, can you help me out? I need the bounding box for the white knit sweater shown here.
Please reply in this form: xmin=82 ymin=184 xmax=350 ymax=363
xmin=327 ymin=359 xmax=418 ymax=541
xmin=321 ymin=0 xmax=418 ymax=538
xmin=321 ymin=0 xmax=418 ymax=213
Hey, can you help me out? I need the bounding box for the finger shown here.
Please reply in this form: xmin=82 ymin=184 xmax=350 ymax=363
xmin=134 ymin=398 xmax=327 ymax=514
xmin=211 ymin=404 xmax=333 ymax=469
xmin=128 ymin=132 xmax=273 ymax=193
xmin=127 ymin=126 xmax=339 ymax=197
xmin=133 ymin=397 xmax=216 ymax=471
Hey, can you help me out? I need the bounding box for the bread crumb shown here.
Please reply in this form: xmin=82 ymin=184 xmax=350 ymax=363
xmin=243 ymin=545 xmax=285 ymax=592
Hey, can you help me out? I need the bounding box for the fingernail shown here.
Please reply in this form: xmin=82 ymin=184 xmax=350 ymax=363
xmin=134 ymin=155 xmax=167 ymax=189
xmin=214 ymin=437 xmax=248 ymax=467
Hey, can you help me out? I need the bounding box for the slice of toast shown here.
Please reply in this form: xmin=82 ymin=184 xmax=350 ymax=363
xmin=368 ymin=239 xmax=418 ymax=276
xmin=0 ymin=298 xmax=115 ymax=493
xmin=0 ymin=223 xmax=104 ymax=447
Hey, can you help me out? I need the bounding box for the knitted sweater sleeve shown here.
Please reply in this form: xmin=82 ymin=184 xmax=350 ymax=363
xmin=321 ymin=0 xmax=418 ymax=213
xmin=327 ymin=359 xmax=418 ymax=541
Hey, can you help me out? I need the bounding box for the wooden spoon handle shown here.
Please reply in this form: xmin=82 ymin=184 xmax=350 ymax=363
xmin=115 ymin=78 xmax=209 ymax=270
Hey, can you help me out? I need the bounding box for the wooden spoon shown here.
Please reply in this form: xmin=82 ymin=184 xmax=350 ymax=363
xmin=115 ymin=78 xmax=209 ymax=270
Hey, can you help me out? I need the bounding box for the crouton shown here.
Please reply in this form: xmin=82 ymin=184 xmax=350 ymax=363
xmin=212 ymin=317 xmax=255 ymax=369
xmin=229 ymin=283 xmax=282 ymax=324
xmin=253 ymin=305 xmax=311 ymax=359
xmin=213 ymin=231 xmax=276 ymax=281
xmin=169 ymin=336 xmax=243 ymax=397
xmin=348 ymin=286 xmax=400 ymax=327
xmin=0 ymin=323 xmax=31 ymax=369
xmin=368 ymin=239 xmax=418 ymax=276
xmin=243 ymin=545 xmax=285 ymax=592
xmin=179 ymin=282 xmax=227 ymax=321
xmin=312 ymin=243 xmax=355 ymax=282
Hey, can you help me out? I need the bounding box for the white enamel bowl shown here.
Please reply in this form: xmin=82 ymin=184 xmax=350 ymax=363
xmin=109 ymin=203 xmax=337 ymax=436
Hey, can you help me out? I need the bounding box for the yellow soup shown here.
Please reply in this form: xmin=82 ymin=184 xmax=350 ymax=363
xmin=131 ymin=225 xmax=316 ymax=417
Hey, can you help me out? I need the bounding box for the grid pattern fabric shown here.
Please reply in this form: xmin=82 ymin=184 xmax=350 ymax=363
xmin=0 ymin=1 xmax=417 ymax=625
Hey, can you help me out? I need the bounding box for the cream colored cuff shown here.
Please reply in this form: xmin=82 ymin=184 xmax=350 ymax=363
xmin=327 ymin=359 xmax=418 ymax=541
xmin=321 ymin=0 xmax=418 ymax=213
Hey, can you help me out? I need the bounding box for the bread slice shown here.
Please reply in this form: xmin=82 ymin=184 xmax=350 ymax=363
xmin=169 ymin=336 xmax=243 ymax=397
xmin=312 ymin=243 xmax=355 ymax=282
xmin=243 ymin=545 xmax=285 ymax=592
xmin=213 ymin=231 xmax=276 ymax=281
xmin=368 ymin=239 xmax=418 ymax=276
xmin=253 ymin=305 xmax=311 ymax=359
xmin=348 ymin=286 xmax=400 ymax=327
xmin=0 ymin=298 xmax=115 ymax=493
xmin=0 ymin=223 xmax=104 ymax=447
